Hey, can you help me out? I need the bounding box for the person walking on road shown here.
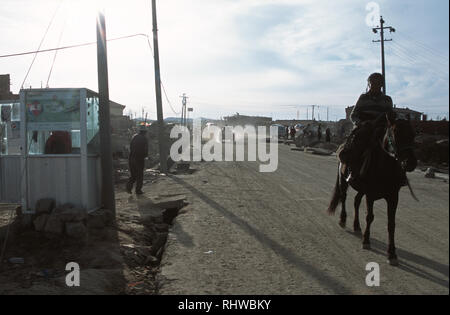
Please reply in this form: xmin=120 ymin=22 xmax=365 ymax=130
xmin=290 ymin=126 xmax=296 ymax=141
xmin=325 ymin=127 xmax=331 ymax=142
xmin=126 ymin=126 xmax=148 ymax=195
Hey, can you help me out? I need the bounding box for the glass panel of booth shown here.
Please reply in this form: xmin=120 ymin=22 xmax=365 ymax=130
xmin=21 ymin=89 xmax=100 ymax=155
xmin=86 ymin=90 xmax=100 ymax=154
xmin=0 ymin=101 xmax=21 ymax=155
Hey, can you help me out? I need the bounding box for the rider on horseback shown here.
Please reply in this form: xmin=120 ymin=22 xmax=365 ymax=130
xmin=339 ymin=72 xmax=400 ymax=183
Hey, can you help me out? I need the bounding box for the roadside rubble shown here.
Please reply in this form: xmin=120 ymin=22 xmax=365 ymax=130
xmin=0 ymin=167 xmax=189 ymax=294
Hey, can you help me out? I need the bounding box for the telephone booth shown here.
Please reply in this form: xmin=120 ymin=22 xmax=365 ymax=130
xmin=0 ymin=88 xmax=102 ymax=213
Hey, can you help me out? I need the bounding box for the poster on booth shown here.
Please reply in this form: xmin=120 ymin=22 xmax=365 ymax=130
xmin=26 ymin=90 xmax=81 ymax=130
xmin=1 ymin=105 xmax=11 ymax=122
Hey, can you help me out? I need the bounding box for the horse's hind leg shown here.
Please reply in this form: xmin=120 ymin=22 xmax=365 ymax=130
xmin=362 ymin=197 xmax=375 ymax=250
xmin=339 ymin=171 xmax=348 ymax=228
xmin=353 ymin=192 xmax=363 ymax=233
xmin=387 ymin=194 xmax=399 ymax=266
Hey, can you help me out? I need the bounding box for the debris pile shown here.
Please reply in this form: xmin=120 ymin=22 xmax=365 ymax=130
xmin=23 ymin=198 xmax=113 ymax=239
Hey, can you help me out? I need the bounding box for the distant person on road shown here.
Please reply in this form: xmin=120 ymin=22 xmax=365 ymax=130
xmin=325 ymin=128 xmax=331 ymax=142
xmin=126 ymin=126 xmax=148 ymax=195
xmin=290 ymin=126 xmax=296 ymax=140
xmin=317 ymin=124 xmax=322 ymax=141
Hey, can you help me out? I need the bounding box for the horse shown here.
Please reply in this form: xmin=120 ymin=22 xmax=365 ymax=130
xmin=327 ymin=114 xmax=417 ymax=266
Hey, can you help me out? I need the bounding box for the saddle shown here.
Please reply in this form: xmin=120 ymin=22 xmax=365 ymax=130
xmin=338 ymin=118 xmax=388 ymax=179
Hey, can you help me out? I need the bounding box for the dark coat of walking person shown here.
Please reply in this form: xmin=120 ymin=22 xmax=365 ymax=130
xmin=325 ymin=127 xmax=331 ymax=142
xmin=317 ymin=124 xmax=322 ymax=141
xmin=290 ymin=126 xmax=296 ymax=140
xmin=126 ymin=127 xmax=148 ymax=195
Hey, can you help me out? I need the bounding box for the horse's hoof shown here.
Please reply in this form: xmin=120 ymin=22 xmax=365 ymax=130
xmin=339 ymin=221 xmax=346 ymax=229
xmin=388 ymin=258 xmax=399 ymax=266
xmin=362 ymin=243 xmax=371 ymax=250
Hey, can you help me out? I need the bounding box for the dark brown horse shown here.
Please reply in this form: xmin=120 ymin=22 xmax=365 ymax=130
xmin=327 ymin=114 xmax=417 ymax=266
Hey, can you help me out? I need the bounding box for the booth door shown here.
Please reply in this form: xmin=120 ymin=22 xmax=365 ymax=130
xmin=0 ymin=155 xmax=22 ymax=203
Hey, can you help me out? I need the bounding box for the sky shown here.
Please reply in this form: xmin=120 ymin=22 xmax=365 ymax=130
xmin=0 ymin=0 xmax=448 ymax=121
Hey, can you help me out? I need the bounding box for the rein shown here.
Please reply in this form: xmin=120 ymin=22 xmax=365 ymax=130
xmin=381 ymin=123 xmax=419 ymax=202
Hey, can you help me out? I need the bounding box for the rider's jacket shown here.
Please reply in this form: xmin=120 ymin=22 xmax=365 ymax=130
xmin=350 ymin=92 xmax=393 ymax=125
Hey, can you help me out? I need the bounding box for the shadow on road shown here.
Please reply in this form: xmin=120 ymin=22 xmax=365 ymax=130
xmin=347 ymin=231 xmax=449 ymax=289
xmin=170 ymin=175 xmax=352 ymax=294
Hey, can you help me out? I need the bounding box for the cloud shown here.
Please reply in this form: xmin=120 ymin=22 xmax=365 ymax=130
xmin=0 ymin=0 xmax=448 ymax=120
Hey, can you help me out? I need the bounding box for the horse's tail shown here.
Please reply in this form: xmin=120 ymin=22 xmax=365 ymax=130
xmin=327 ymin=165 xmax=342 ymax=215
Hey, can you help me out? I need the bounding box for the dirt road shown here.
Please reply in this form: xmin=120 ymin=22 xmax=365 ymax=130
xmin=156 ymin=143 xmax=449 ymax=295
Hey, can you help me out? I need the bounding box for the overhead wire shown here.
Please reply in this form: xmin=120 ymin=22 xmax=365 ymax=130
xmin=46 ymin=4 xmax=68 ymax=88
xmin=20 ymin=0 xmax=63 ymax=89
xmin=144 ymin=34 xmax=180 ymax=116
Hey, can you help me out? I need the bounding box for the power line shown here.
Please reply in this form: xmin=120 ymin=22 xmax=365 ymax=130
xmin=144 ymin=35 xmax=179 ymax=115
xmin=0 ymin=33 xmax=149 ymax=58
xmin=21 ymin=0 xmax=63 ymax=89
xmin=46 ymin=6 xmax=68 ymax=88
xmin=395 ymin=30 xmax=449 ymax=62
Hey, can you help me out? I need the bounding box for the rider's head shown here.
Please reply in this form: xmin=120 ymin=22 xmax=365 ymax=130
xmin=367 ymin=73 xmax=384 ymax=93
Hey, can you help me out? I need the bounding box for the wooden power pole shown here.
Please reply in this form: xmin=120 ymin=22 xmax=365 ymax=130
xmin=96 ymin=10 xmax=116 ymax=214
xmin=372 ymin=16 xmax=395 ymax=95
xmin=151 ymin=0 xmax=167 ymax=173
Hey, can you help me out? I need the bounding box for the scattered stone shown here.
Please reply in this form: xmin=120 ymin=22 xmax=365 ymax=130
xmin=65 ymin=221 xmax=87 ymax=238
xmin=54 ymin=207 xmax=87 ymax=222
xmin=35 ymin=198 xmax=56 ymax=215
xmin=44 ymin=215 xmax=64 ymax=235
xmin=33 ymin=214 xmax=50 ymax=232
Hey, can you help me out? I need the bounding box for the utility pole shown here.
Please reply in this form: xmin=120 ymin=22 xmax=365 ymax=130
xmin=311 ymin=105 xmax=318 ymax=121
xmin=151 ymin=0 xmax=167 ymax=173
xmin=180 ymin=93 xmax=188 ymax=126
xmin=96 ymin=10 xmax=115 ymax=214
xmin=372 ymin=16 xmax=395 ymax=95
xmin=327 ymin=106 xmax=329 ymax=121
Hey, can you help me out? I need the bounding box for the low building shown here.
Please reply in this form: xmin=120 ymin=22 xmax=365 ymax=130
xmin=345 ymin=105 xmax=424 ymax=121
xmin=0 ymin=74 xmax=19 ymax=101
xmin=223 ymin=113 xmax=272 ymax=126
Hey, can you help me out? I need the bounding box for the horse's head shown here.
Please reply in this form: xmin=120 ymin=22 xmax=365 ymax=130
xmin=385 ymin=113 xmax=417 ymax=172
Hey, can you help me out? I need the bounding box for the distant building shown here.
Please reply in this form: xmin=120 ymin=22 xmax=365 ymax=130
xmin=0 ymin=74 xmax=19 ymax=101
xmin=345 ymin=105 xmax=424 ymax=121
xmin=223 ymin=113 xmax=272 ymax=126
xmin=110 ymin=101 xmax=126 ymax=116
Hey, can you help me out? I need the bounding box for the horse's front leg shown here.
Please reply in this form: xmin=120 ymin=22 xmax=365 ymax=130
xmin=387 ymin=193 xmax=399 ymax=266
xmin=353 ymin=192 xmax=363 ymax=233
xmin=362 ymin=197 xmax=375 ymax=250
xmin=339 ymin=172 xmax=348 ymax=228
